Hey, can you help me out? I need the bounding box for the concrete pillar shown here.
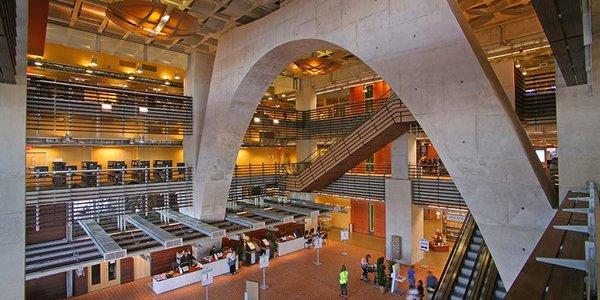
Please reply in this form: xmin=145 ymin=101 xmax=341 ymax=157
xmin=295 ymin=78 xmax=317 ymax=161
xmin=491 ymin=60 xmax=516 ymax=109
xmin=0 ymin=0 xmax=27 ymax=297
xmin=556 ymin=34 xmax=600 ymax=200
xmin=386 ymin=133 xmax=423 ymax=265
xmin=182 ymin=52 xmax=214 ymax=218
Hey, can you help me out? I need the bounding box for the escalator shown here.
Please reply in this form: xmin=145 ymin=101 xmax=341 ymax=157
xmin=286 ymin=95 xmax=415 ymax=192
xmin=434 ymin=214 xmax=506 ymax=300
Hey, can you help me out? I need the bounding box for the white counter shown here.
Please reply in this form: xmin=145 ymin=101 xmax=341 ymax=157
xmin=277 ymin=238 xmax=306 ymax=256
xmin=151 ymin=259 xmax=233 ymax=294
xmin=152 ymin=270 xmax=202 ymax=294
xmin=202 ymin=258 xmax=231 ymax=277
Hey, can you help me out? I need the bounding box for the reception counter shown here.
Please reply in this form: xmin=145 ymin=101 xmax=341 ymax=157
xmin=277 ymin=237 xmax=306 ymax=256
xmin=152 ymin=266 xmax=202 ymax=294
xmin=151 ymin=258 xmax=233 ymax=294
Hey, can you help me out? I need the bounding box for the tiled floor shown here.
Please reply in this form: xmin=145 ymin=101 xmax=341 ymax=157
xmin=72 ymin=240 xmax=443 ymax=300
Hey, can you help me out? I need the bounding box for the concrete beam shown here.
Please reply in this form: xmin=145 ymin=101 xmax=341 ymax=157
xmin=124 ymin=214 xmax=183 ymax=249
xmin=194 ymin=0 xmax=556 ymax=287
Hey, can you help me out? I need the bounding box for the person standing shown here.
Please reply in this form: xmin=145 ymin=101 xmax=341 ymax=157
xmin=339 ymin=265 xmax=349 ymax=298
xmin=417 ymin=280 xmax=425 ymax=299
xmin=407 ymin=265 xmax=416 ymax=287
xmin=227 ymin=251 xmax=237 ymax=275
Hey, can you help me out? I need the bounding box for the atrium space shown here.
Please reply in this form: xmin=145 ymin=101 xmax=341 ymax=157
xmin=0 ymin=0 xmax=598 ymax=299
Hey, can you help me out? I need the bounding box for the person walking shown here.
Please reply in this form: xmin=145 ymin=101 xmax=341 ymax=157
xmin=407 ymin=265 xmax=416 ymax=287
xmin=425 ymin=271 xmax=438 ymax=299
xmin=339 ymin=265 xmax=349 ymax=298
xmin=360 ymin=254 xmax=371 ymax=282
xmin=417 ymin=280 xmax=425 ymax=299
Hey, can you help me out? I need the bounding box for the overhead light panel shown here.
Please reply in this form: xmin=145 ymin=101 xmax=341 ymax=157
xmin=101 ymin=103 xmax=112 ymax=111
xmin=89 ymin=56 xmax=98 ymax=67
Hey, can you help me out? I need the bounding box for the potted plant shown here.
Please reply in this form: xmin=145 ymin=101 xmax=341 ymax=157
xmin=235 ymin=242 xmax=246 ymax=267
xmin=376 ymin=257 xmax=386 ymax=294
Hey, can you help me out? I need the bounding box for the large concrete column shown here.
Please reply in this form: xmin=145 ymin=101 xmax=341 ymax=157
xmin=295 ymin=78 xmax=317 ymax=161
xmin=0 ymin=0 xmax=27 ymax=297
xmin=182 ymin=52 xmax=214 ymax=218
xmin=386 ymin=133 xmax=423 ymax=265
xmin=556 ymin=33 xmax=600 ymax=200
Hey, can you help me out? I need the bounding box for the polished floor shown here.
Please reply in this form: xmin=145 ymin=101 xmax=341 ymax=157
xmin=72 ymin=239 xmax=444 ymax=300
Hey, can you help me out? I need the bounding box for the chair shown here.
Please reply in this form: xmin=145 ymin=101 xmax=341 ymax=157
xmin=390 ymin=263 xmax=407 ymax=294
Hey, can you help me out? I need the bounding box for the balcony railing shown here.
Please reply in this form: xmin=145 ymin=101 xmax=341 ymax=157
xmin=25 ymin=166 xmax=193 ymax=230
xmin=409 ymin=164 xmax=465 ymax=208
xmin=26 ymin=78 xmax=193 ymax=137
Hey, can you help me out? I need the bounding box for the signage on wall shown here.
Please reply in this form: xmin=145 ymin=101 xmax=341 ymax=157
xmin=259 ymin=254 xmax=269 ymax=269
xmin=446 ymin=212 xmax=466 ymax=223
xmin=340 ymin=229 xmax=349 ymax=241
xmin=419 ymin=238 xmax=430 ymax=252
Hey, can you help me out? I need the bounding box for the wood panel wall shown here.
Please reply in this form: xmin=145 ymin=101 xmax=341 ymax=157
xmin=26 ymin=272 xmax=66 ymax=300
xmin=26 ymin=203 xmax=66 ymax=244
xmin=222 ymin=237 xmax=242 ymax=250
xmin=150 ymin=245 xmax=191 ymax=275
xmin=245 ymin=228 xmax=268 ymax=240
xmin=351 ymin=199 xmax=369 ymax=234
xmin=73 ymin=267 xmax=88 ymax=296
xmin=372 ymin=201 xmax=386 ymax=238
xmin=120 ymin=257 xmax=134 ymax=284
xmin=275 ymin=222 xmax=305 ymax=236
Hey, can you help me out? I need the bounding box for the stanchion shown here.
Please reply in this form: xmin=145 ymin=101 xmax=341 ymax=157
xmin=341 ymin=240 xmax=348 ymax=256
xmin=315 ymin=247 xmax=322 ymax=265
xmin=260 ymin=268 xmax=270 ymax=289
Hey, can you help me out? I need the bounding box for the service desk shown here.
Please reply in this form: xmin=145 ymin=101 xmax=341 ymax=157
xmin=277 ymin=237 xmax=306 ymax=256
xmin=152 ymin=267 xmax=202 ymax=294
xmin=201 ymin=257 xmax=231 ymax=276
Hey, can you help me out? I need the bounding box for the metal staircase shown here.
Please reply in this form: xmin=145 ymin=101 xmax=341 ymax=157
xmin=434 ymin=214 xmax=505 ymax=300
xmin=286 ymin=95 xmax=415 ymax=192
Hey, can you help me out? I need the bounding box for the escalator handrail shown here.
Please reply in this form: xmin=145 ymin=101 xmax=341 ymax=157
xmin=433 ymin=213 xmax=476 ymax=299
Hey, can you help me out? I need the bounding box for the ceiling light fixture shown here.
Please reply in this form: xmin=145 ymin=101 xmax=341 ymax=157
xmin=89 ymin=56 xmax=98 ymax=67
xmin=273 ymin=119 xmax=280 ymax=124
xmin=164 ymin=79 xmax=171 ymax=85
xmin=101 ymin=103 xmax=112 ymax=111
xmin=174 ymin=72 xmax=180 ymax=80
xmin=135 ymin=64 xmax=143 ymax=74
xmin=268 ymin=97 xmax=273 ymax=100
xmin=281 ymin=94 xmax=286 ymax=98
xmin=138 ymin=106 xmax=148 ymax=113
xmin=253 ymin=117 xmax=261 ymax=123
xmin=34 ymin=57 xmax=43 ymax=66
xmin=515 ymin=60 xmax=521 ymax=68
xmin=128 ymin=74 xmax=135 ymax=80
xmin=522 ymin=69 xmax=528 ymax=76
xmin=85 ymin=67 xmax=94 ymax=74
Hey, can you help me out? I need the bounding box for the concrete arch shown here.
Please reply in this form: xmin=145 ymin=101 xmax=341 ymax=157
xmin=192 ymin=0 xmax=556 ymax=288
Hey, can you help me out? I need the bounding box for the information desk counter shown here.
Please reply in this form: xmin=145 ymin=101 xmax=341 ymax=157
xmin=152 ymin=266 xmax=202 ymax=294
xmin=152 ymin=258 xmax=232 ymax=294
xmin=277 ymin=237 xmax=306 ymax=256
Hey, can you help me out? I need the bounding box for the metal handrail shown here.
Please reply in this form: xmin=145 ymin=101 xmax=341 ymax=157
xmin=434 ymin=213 xmax=475 ymax=299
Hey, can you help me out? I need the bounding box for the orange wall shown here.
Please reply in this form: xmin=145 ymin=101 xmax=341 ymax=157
xmin=372 ymin=202 xmax=386 ymax=238
xmin=351 ymin=199 xmax=369 ymax=235
xmin=236 ymin=147 xmax=297 ymax=165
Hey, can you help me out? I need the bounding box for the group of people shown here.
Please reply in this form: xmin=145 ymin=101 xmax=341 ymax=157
xmin=337 ymin=254 xmax=439 ymax=299
xmin=405 ymin=266 xmax=439 ymax=300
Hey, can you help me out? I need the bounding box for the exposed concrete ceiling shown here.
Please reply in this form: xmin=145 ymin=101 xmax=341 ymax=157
xmin=47 ymin=0 xmax=283 ymax=58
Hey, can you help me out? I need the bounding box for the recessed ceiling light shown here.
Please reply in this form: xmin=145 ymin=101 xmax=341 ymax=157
xmin=101 ymin=103 xmax=112 ymax=111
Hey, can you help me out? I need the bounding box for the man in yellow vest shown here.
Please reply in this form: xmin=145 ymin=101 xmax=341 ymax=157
xmin=339 ymin=265 xmax=349 ymax=297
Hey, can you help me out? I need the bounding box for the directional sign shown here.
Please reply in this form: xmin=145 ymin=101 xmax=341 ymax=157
xmin=340 ymin=229 xmax=349 ymax=241
xmin=201 ymin=269 xmax=214 ymax=286
xmin=419 ymin=238 xmax=430 ymax=252
xmin=259 ymin=254 xmax=269 ymax=269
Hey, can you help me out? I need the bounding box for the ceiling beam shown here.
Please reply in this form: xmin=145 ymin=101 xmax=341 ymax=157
xmin=69 ymin=0 xmax=83 ymax=27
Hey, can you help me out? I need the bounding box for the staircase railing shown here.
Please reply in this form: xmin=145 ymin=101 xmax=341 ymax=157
xmin=285 ymin=89 xmax=398 ymax=174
